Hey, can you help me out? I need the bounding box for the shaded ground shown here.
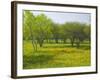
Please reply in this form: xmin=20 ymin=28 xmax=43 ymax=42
xmin=23 ymin=41 xmax=91 ymax=69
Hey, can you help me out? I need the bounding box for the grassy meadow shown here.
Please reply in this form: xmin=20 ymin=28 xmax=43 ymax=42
xmin=23 ymin=40 xmax=91 ymax=69
xmin=23 ymin=11 xmax=91 ymax=69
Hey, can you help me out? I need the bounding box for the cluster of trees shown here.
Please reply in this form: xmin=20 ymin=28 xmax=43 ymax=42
xmin=24 ymin=11 xmax=90 ymax=51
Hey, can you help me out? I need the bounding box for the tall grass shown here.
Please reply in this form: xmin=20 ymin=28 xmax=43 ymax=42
xmin=23 ymin=41 xmax=91 ymax=69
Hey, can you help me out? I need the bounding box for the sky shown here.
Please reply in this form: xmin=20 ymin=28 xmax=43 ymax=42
xmin=32 ymin=10 xmax=91 ymax=24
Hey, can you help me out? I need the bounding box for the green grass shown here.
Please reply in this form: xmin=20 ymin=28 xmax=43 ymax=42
xmin=23 ymin=41 xmax=91 ymax=69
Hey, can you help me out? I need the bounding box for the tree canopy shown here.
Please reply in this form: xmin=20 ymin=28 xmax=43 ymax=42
xmin=23 ymin=11 xmax=91 ymax=50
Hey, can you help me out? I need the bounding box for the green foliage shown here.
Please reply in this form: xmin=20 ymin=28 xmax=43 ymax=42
xmin=63 ymin=22 xmax=88 ymax=48
xmin=33 ymin=14 xmax=53 ymax=47
xmin=83 ymin=24 xmax=91 ymax=40
xmin=23 ymin=10 xmax=91 ymax=49
xmin=23 ymin=11 xmax=91 ymax=69
xmin=24 ymin=11 xmax=37 ymax=51
xmin=51 ymin=23 xmax=61 ymax=43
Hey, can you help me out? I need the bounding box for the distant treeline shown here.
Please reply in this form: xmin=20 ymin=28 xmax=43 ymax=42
xmin=23 ymin=11 xmax=90 ymax=51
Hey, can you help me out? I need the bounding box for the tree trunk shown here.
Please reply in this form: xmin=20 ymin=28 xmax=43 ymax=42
xmin=38 ymin=39 xmax=44 ymax=47
xmin=29 ymin=25 xmax=37 ymax=52
xmin=76 ymin=39 xmax=80 ymax=48
xmin=40 ymin=43 xmax=43 ymax=47
xmin=55 ymin=39 xmax=58 ymax=43
xmin=71 ymin=38 xmax=74 ymax=47
xmin=71 ymin=41 xmax=74 ymax=47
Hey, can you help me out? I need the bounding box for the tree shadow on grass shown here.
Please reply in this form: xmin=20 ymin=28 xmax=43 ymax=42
xmin=23 ymin=52 xmax=54 ymax=69
xmin=79 ymin=45 xmax=90 ymax=50
xmin=43 ymin=44 xmax=90 ymax=50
